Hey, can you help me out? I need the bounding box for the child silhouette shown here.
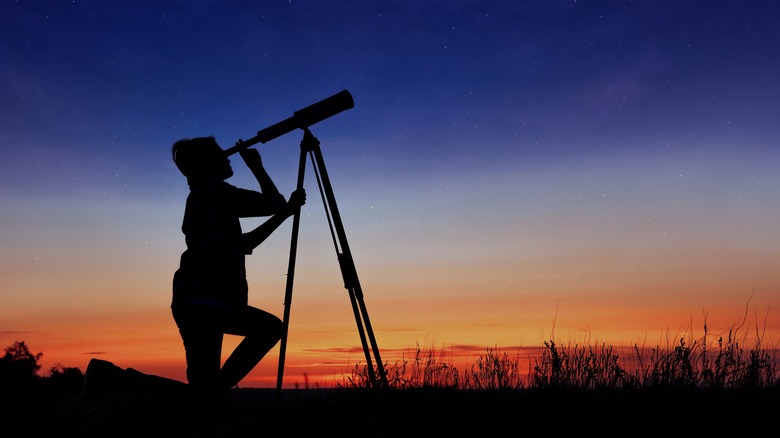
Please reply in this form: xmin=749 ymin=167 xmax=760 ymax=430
xmin=170 ymin=136 xmax=306 ymax=400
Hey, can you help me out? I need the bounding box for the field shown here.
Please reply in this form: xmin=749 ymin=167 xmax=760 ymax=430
xmin=5 ymin=385 xmax=779 ymax=437
xmin=4 ymin=327 xmax=779 ymax=437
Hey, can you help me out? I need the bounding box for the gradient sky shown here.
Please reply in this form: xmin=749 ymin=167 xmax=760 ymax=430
xmin=2 ymin=1 xmax=779 ymax=388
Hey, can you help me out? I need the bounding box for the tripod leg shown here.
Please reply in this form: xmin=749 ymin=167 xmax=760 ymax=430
xmin=275 ymin=128 xmax=387 ymax=390
xmin=338 ymin=252 xmax=388 ymax=387
xmin=309 ymin=140 xmax=388 ymax=388
xmin=275 ymin=134 xmax=309 ymax=394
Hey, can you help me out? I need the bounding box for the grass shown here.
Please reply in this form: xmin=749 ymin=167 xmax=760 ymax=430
xmin=341 ymin=316 xmax=779 ymax=391
xmin=3 ymin=308 xmax=778 ymax=436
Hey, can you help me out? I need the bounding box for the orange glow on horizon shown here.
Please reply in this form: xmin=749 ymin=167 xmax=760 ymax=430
xmin=7 ymin=286 xmax=777 ymax=389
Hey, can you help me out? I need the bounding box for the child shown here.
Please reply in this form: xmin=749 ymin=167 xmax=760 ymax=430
xmin=170 ymin=136 xmax=306 ymax=399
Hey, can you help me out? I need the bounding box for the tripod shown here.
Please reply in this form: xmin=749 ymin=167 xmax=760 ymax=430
xmin=276 ymin=128 xmax=388 ymax=392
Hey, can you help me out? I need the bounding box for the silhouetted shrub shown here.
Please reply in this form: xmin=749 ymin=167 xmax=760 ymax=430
xmin=0 ymin=341 xmax=42 ymax=399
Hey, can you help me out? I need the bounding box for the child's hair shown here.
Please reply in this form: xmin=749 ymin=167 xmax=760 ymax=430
xmin=171 ymin=136 xmax=221 ymax=178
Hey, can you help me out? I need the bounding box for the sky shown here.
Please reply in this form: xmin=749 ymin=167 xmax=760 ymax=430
xmin=2 ymin=0 xmax=779 ymax=388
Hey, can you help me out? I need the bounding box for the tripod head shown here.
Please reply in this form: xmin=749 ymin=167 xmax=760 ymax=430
xmin=225 ymin=89 xmax=354 ymax=156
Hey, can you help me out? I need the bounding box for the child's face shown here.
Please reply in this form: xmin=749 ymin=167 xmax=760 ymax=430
xmin=208 ymin=141 xmax=233 ymax=180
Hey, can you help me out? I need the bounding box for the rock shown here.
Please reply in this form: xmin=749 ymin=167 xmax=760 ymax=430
xmin=80 ymin=358 xmax=187 ymax=402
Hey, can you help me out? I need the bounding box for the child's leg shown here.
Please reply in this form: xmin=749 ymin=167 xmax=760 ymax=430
xmin=173 ymin=306 xmax=224 ymax=396
xmin=220 ymin=305 xmax=283 ymax=388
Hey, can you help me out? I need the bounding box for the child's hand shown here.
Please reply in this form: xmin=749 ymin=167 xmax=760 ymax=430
xmin=239 ymin=147 xmax=263 ymax=169
xmin=288 ymin=188 xmax=307 ymax=208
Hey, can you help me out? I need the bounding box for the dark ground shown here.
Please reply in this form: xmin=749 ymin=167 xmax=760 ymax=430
xmin=3 ymin=384 xmax=778 ymax=437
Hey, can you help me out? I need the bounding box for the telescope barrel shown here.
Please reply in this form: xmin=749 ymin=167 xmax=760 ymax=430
xmin=225 ymin=89 xmax=354 ymax=156
xmin=293 ymin=89 xmax=354 ymax=128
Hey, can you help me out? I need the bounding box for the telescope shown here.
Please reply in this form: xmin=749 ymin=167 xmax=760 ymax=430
xmin=223 ymin=87 xmax=386 ymax=389
xmin=224 ymin=89 xmax=354 ymax=156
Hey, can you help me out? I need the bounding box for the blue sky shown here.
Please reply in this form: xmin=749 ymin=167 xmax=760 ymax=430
xmin=2 ymin=1 xmax=779 ymax=386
